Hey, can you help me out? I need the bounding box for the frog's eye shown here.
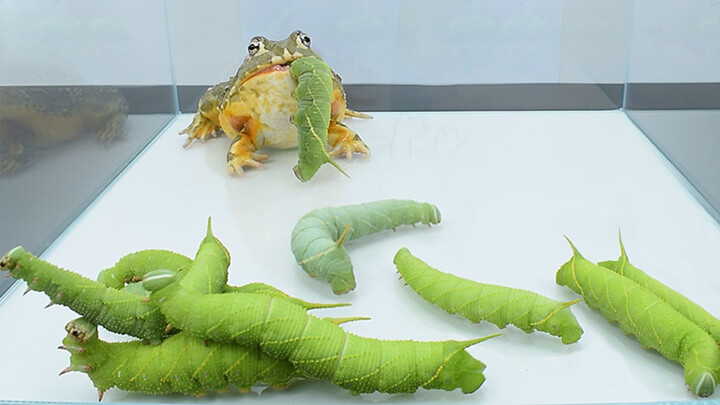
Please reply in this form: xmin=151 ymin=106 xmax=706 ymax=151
xmin=248 ymin=38 xmax=263 ymax=55
xmin=299 ymin=33 xmax=311 ymax=47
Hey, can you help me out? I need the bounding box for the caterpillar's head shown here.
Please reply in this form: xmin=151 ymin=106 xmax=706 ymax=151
xmin=59 ymin=318 xmax=108 ymax=400
xmin=0 ymin=246 xmax=25 ymax=270
xmin=142 ymin=269 xmax=178 ymax=292
xmin=64 ymin=318 xmax=98 ymax=344
xmin=59 ymin=318 xmax=98 ymax=372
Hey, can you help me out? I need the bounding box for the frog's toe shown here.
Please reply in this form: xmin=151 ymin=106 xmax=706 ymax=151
xmin=330 ymin=135 xmax=371 ymax=160
xmin=0 ymin=135 xmax=35 ymax=175
xmin=181 ymin=127 xmax=220 ymax=148
xmin=180 ymin=114 xmax=221 ymax=148
xmin=227 ymin=153 xmax=269 ymax=176
xmin=95 ymin=125 xmax=124 ymax=144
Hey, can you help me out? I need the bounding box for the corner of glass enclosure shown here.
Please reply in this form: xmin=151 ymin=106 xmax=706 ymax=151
xmin=0 ymin=0 xmax=178 ymax=295
xmin=623 ymin=0 xmax=720 ymax=225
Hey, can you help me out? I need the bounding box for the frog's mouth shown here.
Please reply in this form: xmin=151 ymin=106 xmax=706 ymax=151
xmin=247 ymin=64 xmax=291 ymax=81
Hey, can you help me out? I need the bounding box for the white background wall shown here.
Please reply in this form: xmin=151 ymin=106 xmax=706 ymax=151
xmin=0 ymin=0 xmax=174 ymax=85
xmin=628 ymin=0 xmax=720 ymax=83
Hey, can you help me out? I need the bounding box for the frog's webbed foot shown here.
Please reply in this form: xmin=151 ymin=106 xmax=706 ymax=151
xmin=95 ymin=113 xmax=127 ymax=144
xmin=0 ymin=131 xmax=36 ymax=175
xmin=179 ymin=112 xmax=221 ymax=148
xmin=226 ymin=135 xmax=268 ymax=176
xmin=328 ymin=123 xmax=370 ymax=159
xmin=344 ymin=108 xmax=373 ymax=119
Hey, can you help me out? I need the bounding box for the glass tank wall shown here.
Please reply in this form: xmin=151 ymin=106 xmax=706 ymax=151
xmin=0 ymin=0 xmax=177 ymax=295
xmin=166 ymin=0 xmax=631 ymax=111
xmin=624 ymin=0 xmax=720 ymax=224
xmin=0 ymin=0 xmax=717 ymax=296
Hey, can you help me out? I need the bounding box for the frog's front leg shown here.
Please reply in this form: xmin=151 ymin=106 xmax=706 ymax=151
xmin=179 ymin=111 xmax=221 ymax=148
xmin=327 ymin=122 xmax=370 ymax=159
xmin=224 ymin=117 xmax=269 ymax=176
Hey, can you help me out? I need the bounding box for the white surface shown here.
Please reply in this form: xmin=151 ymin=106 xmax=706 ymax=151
xmin=1 ymin=111 xmax=719 ymax=404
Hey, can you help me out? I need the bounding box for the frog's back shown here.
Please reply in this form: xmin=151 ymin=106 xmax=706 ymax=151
xmin=0 ymin=86 xmax=128 ymax=147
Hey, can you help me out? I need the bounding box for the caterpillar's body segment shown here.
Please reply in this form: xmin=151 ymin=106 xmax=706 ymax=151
xmin=224 ymin=282 xmax=350 ymax=310
xmin=61 ymin=318 xmax=300 ymax=398
xmin=556 ymin=238 xmax=720 ymax=397
xmin=1 ymin=246 xmax=168 ymax=343
xmin=291 ymin=199 xmax=441 ymax=294
xmin=394 ymin=248 xmax=583 ymax=344
xmin=290 ymin=56 xmax=346 ymax=181
xmin=0 ymin=220 xmax=229 ymax=343
xmin=597 ymin=236 xmax=720 ymax=343
xmin=96 ymin=250 xmax=191 ymax=289
xmin=143 ymin=271 xmax=491 ymax=395
xmin=175 ymin=218 xmax=230 ymax=294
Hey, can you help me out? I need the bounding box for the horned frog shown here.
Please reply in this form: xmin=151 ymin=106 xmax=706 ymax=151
xmin=180 ymin=30 xmax=370 ymax=176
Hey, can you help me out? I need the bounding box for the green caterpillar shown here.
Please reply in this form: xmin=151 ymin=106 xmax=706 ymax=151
xmin=96 ymin=249 xmax=192 ymax=289
xmin=0 ymin=220 xmax=345 ymax=343
xmin=0 ymin=245 xmax=169 ymax=343
xmin=290 ymin=55 xmax=347 ymax=181
xmin=61 ymin=315 xmax=370 ymax=400
xmin=143 ymin=269 xmax=495 ymax=395
xmin=393 ymin=248 xmax=583 ymax=344
xmin=597 ymin=234 xmax=720 ymax=343
xmin=291 ymin=199 xmax=441 ymax=294
xmin=556 ymin=238 xmax=720 ymax=397
xmin=0 ymin=219 xmax=227 ymax=343
xmin=60 ymin=318 xmax=300 ymax=400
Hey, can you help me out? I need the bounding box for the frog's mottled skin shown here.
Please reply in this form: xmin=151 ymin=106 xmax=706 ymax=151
xmin=180 ymin=30 xmax=370 ymax=176
xmin=0 ymin=86 xmax=128 ymax=174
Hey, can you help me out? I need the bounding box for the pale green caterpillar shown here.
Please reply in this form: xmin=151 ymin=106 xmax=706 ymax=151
xmin=393 ymin=248 xmax=583 ymax=344
xmin=291 ymin=199 xmax=442 ymax=294
xmin=556 ymin=238 xmax=720 ymax=397
xmin=143 ymin=269 xmax=495 ymax=395
xmin=290 ymin=55 xmax=347 ymax=181
xmin=597 ymin=234 xmax=720 ymax=343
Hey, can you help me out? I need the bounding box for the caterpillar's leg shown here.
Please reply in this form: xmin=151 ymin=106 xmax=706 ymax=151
xmin=327 ymin=122 xmax=370 ymax=159
xmin=225 ymin=117 xmax=268 ymax=176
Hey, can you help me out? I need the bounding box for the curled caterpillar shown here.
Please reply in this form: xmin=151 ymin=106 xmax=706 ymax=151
xmin=556 ymin=237 xmax=720 ymax=397
xmin=597 ymin=234 xmax=720 ymax=343
xmin=143 ymin=269 xmax=495 ymax=395
xmin=393 ymin=248 xmax=583 ymax=344
xmin=291 ymin=199 xmax=441 ymax=294
xmin=96 ymin=249 xmax=192 ymax=289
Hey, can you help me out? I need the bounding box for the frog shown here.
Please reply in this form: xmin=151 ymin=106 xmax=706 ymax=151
xmin=0 ymin=86 xmax=128 ymax=174
xmin=179 ymin=30 xmax=370 ymax=176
